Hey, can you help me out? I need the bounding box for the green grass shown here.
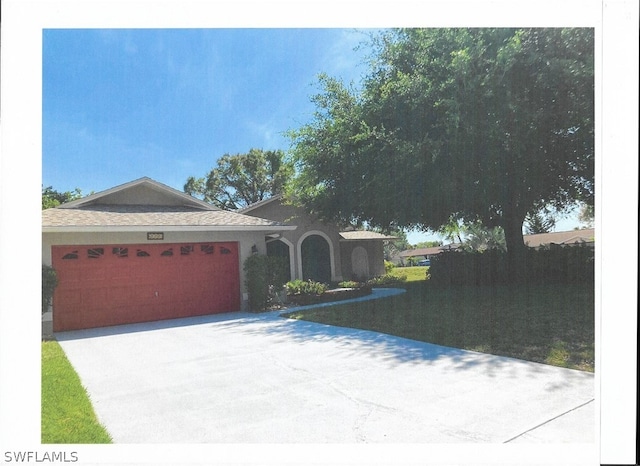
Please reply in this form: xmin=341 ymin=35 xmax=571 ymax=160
xmin=284 ymin=282 xmax=594 ymax=372
xmin=41 ymin=341 xmax=112 ymax=443
xmin=389 ymin=266 xmax=429 ymax=283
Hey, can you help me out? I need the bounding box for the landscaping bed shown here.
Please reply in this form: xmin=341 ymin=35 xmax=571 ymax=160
xmin=288 ymin=286 xmax=372 ymax=306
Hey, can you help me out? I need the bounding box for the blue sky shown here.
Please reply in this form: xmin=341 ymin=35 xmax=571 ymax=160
xmin=43 ymin=29 xmax=371 ymax=193
xmin=42 ymin=27 xmax=583 ymax=243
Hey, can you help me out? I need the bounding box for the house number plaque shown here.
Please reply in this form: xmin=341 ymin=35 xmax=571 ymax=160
xmin=147 ymin=232 xmax=164 ymax=241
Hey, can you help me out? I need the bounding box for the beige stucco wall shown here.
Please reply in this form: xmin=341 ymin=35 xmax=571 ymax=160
xmin=246 ymin=201 xmax=344 ymax=282
xmin=42 ymin=229 xmax=267 ymax=311
xmin=339 ymin=240 xmax=386 ymax=281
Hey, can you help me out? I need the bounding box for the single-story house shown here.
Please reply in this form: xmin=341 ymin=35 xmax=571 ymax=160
xmin=398 ymin=228 xmax=595 ymax=263
xmin=43 ymin=177 xmax=393 ymax=332
xmin=239 ymin=194 xmax=396 ymax=283
xmin=523 ymin=228 xmax=595 ymax=249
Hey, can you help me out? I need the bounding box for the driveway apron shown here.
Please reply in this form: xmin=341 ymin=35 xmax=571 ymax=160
xmin=56 ymin=293 xmax=594 ymax=444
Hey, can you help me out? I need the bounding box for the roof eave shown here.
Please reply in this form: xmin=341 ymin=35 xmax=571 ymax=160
xmin=42 ymin=225 xmax=298 ymax=233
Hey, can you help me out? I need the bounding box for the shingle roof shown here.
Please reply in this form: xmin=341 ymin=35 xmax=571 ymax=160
xmin=339 ymin=231 xmax=397 ymax=241
xmin=42 ymin=204 xmax=293 ymax=230
xmin=524 ymin=228 xmax=595 ymax=248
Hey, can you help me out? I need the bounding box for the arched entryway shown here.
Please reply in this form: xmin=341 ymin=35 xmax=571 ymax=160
xmin=300 ymin=233 xmax=332 ymax=283
xmin=351 ymin=246 xmax=369 ymax=280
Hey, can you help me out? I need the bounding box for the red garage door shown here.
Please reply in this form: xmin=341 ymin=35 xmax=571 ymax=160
xmin=52 ymin=242 xmax=240 ymax=331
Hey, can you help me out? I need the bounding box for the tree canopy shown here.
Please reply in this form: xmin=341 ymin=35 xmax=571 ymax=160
xmin=42 ymin=186 xmax=83 ymax=209
xmin=288 ymin=28 xmax=594 ymax=262
xmin=185 ymin=148 xmax=293 ymax=210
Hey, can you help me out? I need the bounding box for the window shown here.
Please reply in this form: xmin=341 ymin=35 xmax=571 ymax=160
xmin=112 ymin=247 xmax=129 ymax=258
xmin=88 ymin=248 xmax=104 ymax=259
xmin=200 ymin=244 xmax=214 ymax=255
xmin=161 ymin=248 xmax=173 ymax=257
xmin=180 ymin=245 xmax=194 ymax=255
xmin=136 ymin=249 xmax=150 ymax=257
xmin=62 ymin=251 xmax=79 ymax=260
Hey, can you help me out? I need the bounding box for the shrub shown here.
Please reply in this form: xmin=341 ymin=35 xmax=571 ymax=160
xmin=243 ymin=255 xmax=289 ymax=311
xmin=42 ymin=265 xmax=58 ymax=314
xmin=366 ymin=273 xmax=407 ymax=287
xmin=384 ymin=260 xmax=395 ymax=274
xmin=285 ymin=279 xmax=328 ymax=296
xmin=427 ymin=245 xmax=594 ymax=286
xmin=338 ymin=280 xmax=362 ymax=288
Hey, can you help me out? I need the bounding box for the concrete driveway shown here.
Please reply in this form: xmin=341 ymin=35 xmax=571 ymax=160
xmin=56 ymin=291 xmax=594 ymax=444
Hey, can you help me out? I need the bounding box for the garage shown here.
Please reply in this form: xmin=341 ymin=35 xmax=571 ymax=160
xmin=52 ymin=242 xmax=240 ymax=331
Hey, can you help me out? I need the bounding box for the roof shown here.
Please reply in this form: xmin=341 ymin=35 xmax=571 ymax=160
xmin=399 ymin=244 xmax=461 ymax=258
xmin=237 ymin=194 xmax=284 ymax=214
xmin=524 ymin=228 xmax=595 ymax=248
xmin=339 ymin=231 xmax=397 ymax=241
xmin=43 ymin=177 xmax=295 ymax=232
xmin=399 ymin=228 xmax=595 ymax=257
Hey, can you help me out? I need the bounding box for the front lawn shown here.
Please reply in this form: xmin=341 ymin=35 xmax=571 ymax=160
xmin=42 ymin=341 xmax=112 ymax=443
xmin=389 ymin=265 xmax=428 ymax=283
xmin=284 ymin=282 xmax=594 ymax=372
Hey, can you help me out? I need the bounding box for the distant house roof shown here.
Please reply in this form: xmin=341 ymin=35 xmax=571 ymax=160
xmin=42 ymin=177 xmax=295 ymax=233
xmin=399 ymin=228 xmax=595 ymax=258
xmin=399 ymin=244 xmax=461 ymax=258
xmin=524 ymin=228 xmax=595 ymax=248
xmin=339 ymin=231 xmax=397 ymax=241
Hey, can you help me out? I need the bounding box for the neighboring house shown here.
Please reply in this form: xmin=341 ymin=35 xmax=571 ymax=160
xmin=398 ymin=228 xmax=595 ymax=262
xmin=42 ymin=177 xmax=394 ymax=332
xmin=42 ymin=177 xmax=295 ymax=331
xmin=239 ymin=195 xmax=396 ymax=283
xmin=523 ymin=228 xmax=595 ymax=249
xmin=398 ymin=244 xmax=461 ymax=264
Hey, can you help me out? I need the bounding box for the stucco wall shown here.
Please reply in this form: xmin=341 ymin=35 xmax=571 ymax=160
xmin=339 ymin=240 xmax=386 ymax=280
xmin=245 ymin=201 xmax=344 ymax=282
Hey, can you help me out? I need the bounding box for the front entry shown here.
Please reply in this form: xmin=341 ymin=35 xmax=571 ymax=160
xmin=301 ymin=234 xmax=331 ymax=283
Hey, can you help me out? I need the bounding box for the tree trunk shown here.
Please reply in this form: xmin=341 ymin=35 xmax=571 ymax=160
xmin=503 ymin=211 xmax=528 ymax=283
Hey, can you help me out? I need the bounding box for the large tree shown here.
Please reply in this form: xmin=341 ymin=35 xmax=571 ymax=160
xmin=185 ymin=148 xmax=293 ymax=210
xmin=289 ymin=28 xmax=594 ymax=275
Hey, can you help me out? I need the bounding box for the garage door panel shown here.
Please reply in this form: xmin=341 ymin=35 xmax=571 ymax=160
xmin=52 ymin=242 xmax=240 ymax=331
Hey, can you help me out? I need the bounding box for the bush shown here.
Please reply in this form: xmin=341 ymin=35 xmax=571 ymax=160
xmin=384 ymin=260 xmax=395 ymax=274
xmin=337 ymin=280 xmax=362 ymax=288
xmin=427 ymin=245 xmax=594 ymax=286
xmin=42 ymin=265 xmax=58 ymax=314
xmin=366 ymin=273 xmax=407 ymax=287
xmin=285 ymin=279 xmax=328 ymax=296
xmin=243 ymin=255 xmax=289 ymax=311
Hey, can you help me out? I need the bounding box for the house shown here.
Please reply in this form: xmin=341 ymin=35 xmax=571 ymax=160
xmin=42 ymin=177 xmax=394 ymax=332
xmin=398 ymin=244 xmax=461 ymax=264
xmin=42 ymin=177 xmax=295 ymax=331
xmin=523 ymin=228 xmax=595 ymax=249
xmin=398 ymin=228 xmax=595 ymax=263
xmin=239 ymin=195 xmax=396 ymax=283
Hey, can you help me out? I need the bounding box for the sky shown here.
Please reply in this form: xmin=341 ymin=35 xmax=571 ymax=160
xmin=42 ymin=27 xmax=586 ymax=244
xmin=43 ymin=28 xmax=371 ymax=194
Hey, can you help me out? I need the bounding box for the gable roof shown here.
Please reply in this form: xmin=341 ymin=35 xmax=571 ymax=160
xmin=237 ymin=194 xmax=284 ymax=214
xmin=43 ymin=177 xmax=296 ymax=232
xmin=58 ymin=177 xmax=216 ymax=210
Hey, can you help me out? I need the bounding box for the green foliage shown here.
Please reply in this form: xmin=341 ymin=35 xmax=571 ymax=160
xmin=185 ymin=148 xmax=293 ymax=209
xmin=289 ymin=28 xmax=594 ymax=257
xmin=384 ymin=260 xmax=395 ymax=274
xmin=243 ymin=255 xmax=289 ymax=311
xmin=428 ymin=245 xmax=594 ymax=286
xmin=42 ymin=186 xmax=82 ymax=209
xmin=42 ymin=341 xmax=112 ymax=443
xmin=338 ymin=280 xmax=363 ymax=288
xmin=285 ymin=279 xmax=328 ymax=296
xmin=42 ymin=265 xmax=58 ymax=314
xmin=366 ymin=273 xmax=407 ymax=287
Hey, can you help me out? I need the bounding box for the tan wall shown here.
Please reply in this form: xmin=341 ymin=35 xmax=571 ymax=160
xmin=247 ymin=201 xmax=344 ymax=282
xmin=339 ymin=240 xmax=386 ymax=280
xmin=42 ymin=229 xmax=267 ymax=310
